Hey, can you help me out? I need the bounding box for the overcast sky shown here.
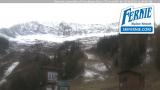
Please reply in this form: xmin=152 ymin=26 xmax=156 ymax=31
xmin=0 ymin=3 xmax=159 ymax=28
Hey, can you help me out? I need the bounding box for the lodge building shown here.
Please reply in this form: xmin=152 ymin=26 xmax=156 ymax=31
xmin=118 ymin=70 xmax=145 ymax=90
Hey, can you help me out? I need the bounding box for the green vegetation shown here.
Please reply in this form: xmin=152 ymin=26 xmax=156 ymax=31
xmin=118 ymin=34 xmax=147 ymax=70
xmin=97 ymin=36 xmax=119 ymax=58
xmin=0 ymin=41 xmax=85 ymax=90
xmin=153 ymin=25 xmax=160 ymax=70
xmin=54 ymin=41 xmax=85 ymax=79
xmin=0 ymin=37 xmax=9 ymax=54
xmin=96 ymin=34 xmax=147 ymax=70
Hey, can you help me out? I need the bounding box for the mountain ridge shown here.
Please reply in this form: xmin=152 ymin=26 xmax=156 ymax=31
xmin=0 ymin=21 xmax=118 ymax=45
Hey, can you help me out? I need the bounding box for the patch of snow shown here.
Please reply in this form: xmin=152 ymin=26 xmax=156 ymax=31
xmin=145 ymin=48 xmax=153 ymax=64
xmin=11 ymin=32 xmax=118 ymax=44
xmin=49 ymin=55 xmax=54 ymax=59
xmin=92 ymin=63 xmax=107 ymax=72
xmin=85 ymin=52 xmax=108 ymax=72
xmin=0 ymin=79 xmax=6 ymax=85
xmin=0 ymin=62 xmax=19 ymax=85
xmin=84 ymin=52 xmax=108 ymax=82
xmin=83 ymin=69 xmax=99 ymax=78
xmin=85 ymin=62 xmax=108 ymax=72
xmin=98 ymin=76 xmax=105 ymax=80
xmin=83 ymin=69 xmax=106 ymax=82
xmin=4 ymin=62 xmax=19 ymax=77
xmin=85 ymin=52 xmax=97 ymax=60
xmin=19 ymin=48 xmax=25 ymax=53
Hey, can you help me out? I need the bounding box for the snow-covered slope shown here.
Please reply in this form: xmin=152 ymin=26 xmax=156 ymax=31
xmin=0 ymin=21 xmax=118 ymax=45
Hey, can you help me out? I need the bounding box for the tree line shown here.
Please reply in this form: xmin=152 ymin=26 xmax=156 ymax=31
xmin=96 ymin=25 xmax=160 ymax=71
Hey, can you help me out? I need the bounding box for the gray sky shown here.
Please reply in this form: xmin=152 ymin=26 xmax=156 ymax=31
xmin=0 ymin=3 xmax=159 ymax=28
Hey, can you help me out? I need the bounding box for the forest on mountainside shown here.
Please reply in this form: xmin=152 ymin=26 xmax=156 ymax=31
xmin=0 ymin=25 xmax=160 ymax=90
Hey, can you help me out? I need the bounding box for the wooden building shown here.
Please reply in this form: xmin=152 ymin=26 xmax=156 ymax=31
xmin=118 ymin=70 xmax=145 ymax=90
xmin=40 ymin=66 xmax=63 ymax=90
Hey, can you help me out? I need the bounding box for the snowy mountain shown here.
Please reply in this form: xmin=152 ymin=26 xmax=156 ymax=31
xmin=0 ymin=21 xmax=118 ymax=45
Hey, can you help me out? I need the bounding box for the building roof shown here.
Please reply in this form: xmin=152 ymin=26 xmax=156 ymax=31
xmin=42 ymin=66 xmax=63 ymax=71
xmin=117 ymin=64 xmax=145 ymax=74
xmin=118 ymin=70 xmax=143 ymax=76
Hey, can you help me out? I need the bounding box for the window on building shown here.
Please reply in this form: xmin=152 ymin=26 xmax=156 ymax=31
xmin=48 ymin=71 xmax=58 ymax=81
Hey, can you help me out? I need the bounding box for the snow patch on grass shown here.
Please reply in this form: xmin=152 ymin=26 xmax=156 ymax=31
xmin=0 ymin=62 xmax=19 ymax=85
xmin=4 ymin=62 xmax=19 ymax=77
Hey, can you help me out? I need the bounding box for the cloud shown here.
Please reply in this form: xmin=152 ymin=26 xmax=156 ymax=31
xmin=0 ymin=3 xmax=159 ymax=28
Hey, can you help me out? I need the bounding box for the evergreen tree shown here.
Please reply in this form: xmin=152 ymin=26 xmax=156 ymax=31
xmin=0 ymin=37 xmax=9 ymax=54
xmin=54 ymin=41 xmax=85 ymax=79
xmin=153 ymin=25 xmax=160 ymax=70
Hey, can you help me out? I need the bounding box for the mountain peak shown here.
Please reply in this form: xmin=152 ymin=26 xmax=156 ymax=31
xmin=0 ymin=21 xmax=118 ymax=44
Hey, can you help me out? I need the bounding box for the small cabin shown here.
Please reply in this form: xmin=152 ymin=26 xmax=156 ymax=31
xmin=41 ymin=66 xmax=63 ymax=90
xmin=118 ymin=70 xmax=144 ymax=90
